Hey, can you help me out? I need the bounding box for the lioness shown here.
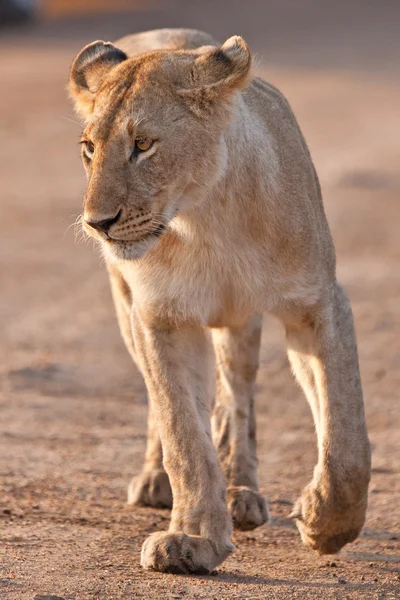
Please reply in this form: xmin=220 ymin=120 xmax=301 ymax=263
xmin=69 ymin=28 xmax=371 ymax=574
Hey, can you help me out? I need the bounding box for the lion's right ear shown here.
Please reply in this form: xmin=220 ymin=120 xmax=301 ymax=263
xmin=69 ymin=41 xmax=127 ymax=119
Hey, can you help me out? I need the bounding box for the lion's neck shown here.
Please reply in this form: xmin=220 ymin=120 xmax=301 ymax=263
xmin=169 ymin=95 xmax=279 ymax=246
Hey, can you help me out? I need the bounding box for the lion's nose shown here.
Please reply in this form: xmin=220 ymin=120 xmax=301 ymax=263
xmin=85 ymin=209 xmax=122 ymax=234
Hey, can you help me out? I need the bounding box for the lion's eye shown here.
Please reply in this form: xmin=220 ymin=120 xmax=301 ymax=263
xmin=135 ymin=137 xmax=153 ymax=152
xmin=81 ymin=140 xmax=95 ymax=159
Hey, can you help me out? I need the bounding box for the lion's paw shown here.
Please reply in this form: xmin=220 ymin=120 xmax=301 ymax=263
xmin=141 ymin=531 xmax=233 ymax=574
xmin=127 ymin=469 xmax=172 ymax=509
xmin=291 ymin=481 xmax=367 ymax=554
xmin=227 ymin=486 xmax=269 ymax=531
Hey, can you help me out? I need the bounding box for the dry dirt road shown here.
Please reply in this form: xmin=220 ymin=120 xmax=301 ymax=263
xmin=1 ymin=3 xmax=399 ymax=599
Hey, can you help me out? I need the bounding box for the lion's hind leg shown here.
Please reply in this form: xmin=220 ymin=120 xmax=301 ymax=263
xmin=108 ymin=264 xmax=172 ymax=509
xmin=285 ymin=282 xmax=371 ymax=553
xmin=127 ymin=403 xmax=172 ymax=510
xmin=212 ymin=313 xmax=269 ymax=531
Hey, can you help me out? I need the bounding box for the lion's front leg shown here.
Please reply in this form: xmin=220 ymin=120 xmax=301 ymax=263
xmin=131 ymin=315 xmax=233 ymax=574
xmin=212 ymin=314 xmax=268 ymax=531
xmin=285 ymin=282 xmax=371 ymax=554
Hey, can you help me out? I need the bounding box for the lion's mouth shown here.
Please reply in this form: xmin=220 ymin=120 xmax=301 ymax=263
xmin=106 ymin=222 xmax=167 ymax=244
xmin=82 ymin=214 xmax=169 ymax=250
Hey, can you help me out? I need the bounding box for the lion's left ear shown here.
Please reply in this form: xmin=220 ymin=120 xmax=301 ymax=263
xmin=69 ymin=40 xmax=127 ymax=119
xmin=179 ymin=36 xmax=252 ymax=115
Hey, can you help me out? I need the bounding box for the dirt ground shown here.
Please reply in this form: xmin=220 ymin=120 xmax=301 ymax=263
xmin=1 ymin=2 xmax=399 ymax=598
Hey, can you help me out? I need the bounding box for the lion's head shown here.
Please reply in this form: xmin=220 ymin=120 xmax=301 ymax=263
xmin=69 ymin=36 xmax=251 ymax=260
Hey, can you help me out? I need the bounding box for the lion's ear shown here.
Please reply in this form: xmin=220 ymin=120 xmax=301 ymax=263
xmin=180 ymin=36 xmax=252 ymax=115
xmin=69 ymin=41 xmax=127 ymax=119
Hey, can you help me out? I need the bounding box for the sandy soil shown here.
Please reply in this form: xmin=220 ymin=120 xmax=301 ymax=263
xmin=1 ymin=3 xmax=399 ymax=598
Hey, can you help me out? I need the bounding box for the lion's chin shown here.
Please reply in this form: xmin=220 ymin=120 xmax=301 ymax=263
xmin=102 ymin=236 xmax=159 ymax=262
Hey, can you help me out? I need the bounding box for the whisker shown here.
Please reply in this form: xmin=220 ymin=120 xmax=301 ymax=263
xmin=130 ymin=107 xmax=145 ymax=130
xmin=99 ymin=253 xmax=107 ymax=268
xmin=62 ymin=115 xmax=83 ymax=127
xmin=72 ymin=214 xmax=92 ymax=246
xmin=151 ymin=212 xmax=170 ymax=219
xmin=63 ymin=221 xmax=77 ymax=240
xmin=64 ymin=213 xmax=83 ymax=241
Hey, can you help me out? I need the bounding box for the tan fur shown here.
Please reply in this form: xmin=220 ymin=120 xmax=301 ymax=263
xmin=69 ymin=28 xmax=371 ymax=574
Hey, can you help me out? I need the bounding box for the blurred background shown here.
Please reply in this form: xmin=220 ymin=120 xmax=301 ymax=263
xmin=1 ymin=2 xmax=399 ymax=599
